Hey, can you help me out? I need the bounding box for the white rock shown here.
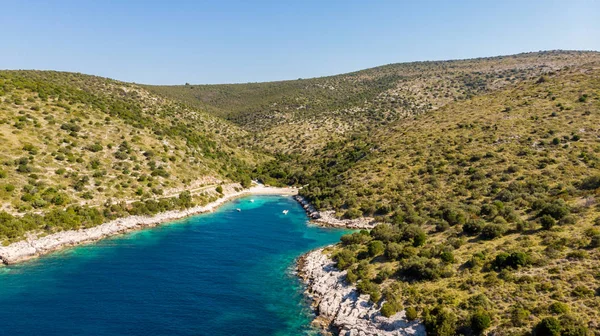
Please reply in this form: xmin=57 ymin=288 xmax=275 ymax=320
xmin=298 ymin=248 xmax=425 ymax=336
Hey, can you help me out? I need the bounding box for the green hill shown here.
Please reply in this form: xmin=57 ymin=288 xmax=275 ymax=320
xmin=148 ymin=50 xmax=600 ymax=154
xmin=0 ymin=71 xmax=263 ymax=239
xmin=260 ymin=61 xmax=600 ymax=334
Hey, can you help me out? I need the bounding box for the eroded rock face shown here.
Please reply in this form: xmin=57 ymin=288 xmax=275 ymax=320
xmin=298 ymin=248 xmax=425 ymax=336
xmin=294 ymin=196 xmax=376 ymax=229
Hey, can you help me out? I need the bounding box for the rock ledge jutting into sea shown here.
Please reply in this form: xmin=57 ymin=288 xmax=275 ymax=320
xmin=298 ymin=248 xmax=426 ymax=336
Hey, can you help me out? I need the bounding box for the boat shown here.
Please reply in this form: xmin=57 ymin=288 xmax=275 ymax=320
xmin=250 ymin=199 xmax=254 ymax=203
xmin=282 ymin=210 xmax=289 ymax=214
xmin=236 ymin=208 xmax=241 ymax=212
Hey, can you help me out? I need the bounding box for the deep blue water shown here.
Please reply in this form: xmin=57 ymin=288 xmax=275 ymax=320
xmin=0 ymin=196 xmax=348 ymax=336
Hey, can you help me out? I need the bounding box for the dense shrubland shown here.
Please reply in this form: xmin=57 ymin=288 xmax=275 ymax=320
xmin=260 ymin=63 xmax=600 ymax=334
xmin=0 ymin=71 xmax=259 ymax=217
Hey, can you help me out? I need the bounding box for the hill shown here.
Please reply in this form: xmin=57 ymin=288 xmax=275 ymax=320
xmin=148 ymin=50 xmax=600 ymax=154
xmin=0 ymin=71 xmax=262 ymax=241
xmin=261 ymin=62 xmax=600 ymax=334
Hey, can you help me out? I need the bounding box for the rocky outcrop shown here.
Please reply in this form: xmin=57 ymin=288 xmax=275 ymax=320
xmin=298 ymin=248 xmax=425 ymax=336
xmin=0 ymin=185 xmax=298 ymax=265
xmin=294 ymin=195 xmax=377 ymax=229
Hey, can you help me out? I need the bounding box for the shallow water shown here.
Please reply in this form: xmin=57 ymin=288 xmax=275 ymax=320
xmin=0 ymin=196 xmax=349 ymax=335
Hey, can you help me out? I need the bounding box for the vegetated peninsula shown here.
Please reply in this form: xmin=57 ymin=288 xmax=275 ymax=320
xmin=2 ymin=50 xmax=600 ymax=335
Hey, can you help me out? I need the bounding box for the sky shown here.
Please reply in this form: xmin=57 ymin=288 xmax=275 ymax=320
xmin=1 ymin=0 xmax=599 ymax=85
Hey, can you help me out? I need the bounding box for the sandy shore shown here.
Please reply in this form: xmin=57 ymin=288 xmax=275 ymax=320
xmin=0 ymin=184 xmax=297 ymax=265
xmin=294 ymin=195 xmax=377 ymax=229
xmin=298 ymin=247 xmax=425 ymax=336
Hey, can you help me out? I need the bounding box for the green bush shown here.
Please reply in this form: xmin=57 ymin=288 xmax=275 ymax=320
xmin=215 ymin=185 xmax=223 ymax=194
xmin=381 ymin=300 xmax=402 ymax=318
xmin=510 ymin=307 xmax=530 ymax=327
xmin=533 ymin=317 xmax=561 ymax=336
xmin=423 ymin=306 xmax=457 ymax=336
xmin=463 ymin=220 xmax=484 ymax=235
xmin=405 ymin=307 xmax=418 ymax=321
xmin=368 ymin=240 xmax=385 ymax=257
xmin=333 ymin=249 xmax=356 ymax=270
xmin=480 ymin=224 xmax=507 ymax=239
xmin=469 ymin=310 xmax=491 ymax=334
xmin=540 ymin=215 xmax=556 ymax=230
xmin=439 ymin=251 xmax=455 ymax=263
xmin=549 ymin=302 xmax=569 ymax=314
xmin=494 ymin=251 xmax=530 ymax=270
xmin=579 ymin=175 xmax=600 ymax=190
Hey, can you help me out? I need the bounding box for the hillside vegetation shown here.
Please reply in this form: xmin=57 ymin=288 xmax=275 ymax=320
xmin=0 ymin=71 xmax=261 ymax=241
xmin=262 ymin=63 xmax=600 ymax=334
xmin=2 ymin=51 xmax=600 ymax=335
xmin=149 ymin=51 xmax=600 ymax=154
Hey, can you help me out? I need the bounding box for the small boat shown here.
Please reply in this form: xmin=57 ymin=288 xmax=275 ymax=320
xmin=236 ymin=208 xmax=241 ymax=212
xmin=250 ymin=199 xmax=254 ymax=203
xmin=282 ymin=210 xmax=289 ymax=214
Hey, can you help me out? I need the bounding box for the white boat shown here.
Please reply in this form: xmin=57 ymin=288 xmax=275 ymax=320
xmin=282 ymin=210 xmax=289 ymax=214
xmin=236 ymin=208 xmax=241 ymax=212
xmin=250 ymin=199 xmax=254 ymax=203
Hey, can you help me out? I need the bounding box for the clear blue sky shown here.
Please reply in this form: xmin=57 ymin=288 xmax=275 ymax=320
xmin=1 ymin=0 xmax=599 ymax=84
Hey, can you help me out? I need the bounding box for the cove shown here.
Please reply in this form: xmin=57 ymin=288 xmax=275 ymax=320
xmin=0 ymin=196 xmax=349 ymax=335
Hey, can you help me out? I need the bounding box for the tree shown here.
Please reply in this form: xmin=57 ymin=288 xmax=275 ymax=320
xmin=215 ymin=185 xmax=223 ymax=194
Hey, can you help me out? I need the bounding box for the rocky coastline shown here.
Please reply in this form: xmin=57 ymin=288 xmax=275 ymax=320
xmin=0 ymin=184 xmax=297 ymax=265
xmin=297 ymin=247 xmax=425 ymax=336
xmin=294 ymin=195 xmax=377 ymax=229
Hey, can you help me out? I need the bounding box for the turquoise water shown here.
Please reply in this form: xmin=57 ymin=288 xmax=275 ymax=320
xmin=0 ymin=196 xmax=348 ymax=335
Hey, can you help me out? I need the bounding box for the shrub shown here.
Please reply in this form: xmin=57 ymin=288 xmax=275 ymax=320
xmin=215 ymin=185 xmax=223 ymax=194
xmin=463 ymin=219 xmax=485 ymax=235
xmin=381 ymin=300 xmax=402 ymax=318
xmin=356 ymin=280 xmax=381 ymax=303
xmin=341 ymin=231 xmax=370 ymax=246
xmin=589 ymin=235 xmax=600 ymax=248
xmin=566 ymin=250 xmax=588 ymax=260
xmin=533 ymin=317 xmax=561 ymax=336
xmin=549 ymin=302 xmax=569 ymax=314
xmin=540 ymin=215 xmax=556 ymax=230
xmin=405 ymin=307 xmax=418 ymax=321
xmin=559 ymin=315 xmax=588 ymax=336
xmin=579 ymin=175 xmax=600 ymax=190
xmin=469 ymin=310 xmax=491 ymax=335
xmin=385 ymin=242 xmax=403 ymax=260
xmin=539 ymin=201 xmax=569 ymax=220
xmin=423 ymin=306 xmax=457 ymax=336
xmin=368 ymin=240 xmax=385 ymax=257
xmin=439 ymin=251 xmax=455 ymax=263
xmin=333 ymin=249 xmax=356 ymax=270
xmin=344 ymin=208 xmax=363 ymax=219
xmin=571 ymin=285 xmax=594 ymax=297
xmin=402 ymin=258 xmax=442 ymax=281
xmin=0 ymin=170 xmax=6 ymax=178
xmin=510 ymin=307 xmax=530 ymax=327
xmin=494 ymin=251 xmax=530 ymax=270
xmin=480 ymin=224 xmax=506 ymax=239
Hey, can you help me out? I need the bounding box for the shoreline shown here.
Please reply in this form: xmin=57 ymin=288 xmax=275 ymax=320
xmin=297 ymin=247 xmax=425 ymax=336
xmin=0 ymin=184 xmax=298 ymax=265
xmin=294 ymin=195 xmax=377 ymax=229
